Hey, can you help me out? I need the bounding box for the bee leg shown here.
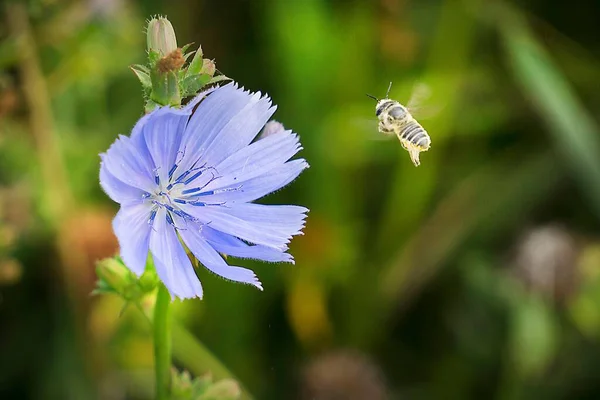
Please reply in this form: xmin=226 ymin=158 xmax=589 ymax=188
xmin=377 ymin=122 xmax=388 ymax=134
xmin=408 ymin=147 xmax=421 ymax=167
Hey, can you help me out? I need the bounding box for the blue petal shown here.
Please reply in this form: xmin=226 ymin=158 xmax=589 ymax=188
xmin=175 ymin=83 xmax=275 ymax=175
xmin=142 ymin=110 xmax=187 ymax=184
xmin=112 ymin=202 xmax=153 ymax=276
xmin=200 ymin=90 xmax=276 ymax=167
xmin=202 ymin=129 xmax=302 ymax=189
xmin=149 ymin=208 xmax=203 ymax=299
xmin=174 ymin=83 xmax=249 ymax=176
xmin=180 ymin=86 xmax=218 ymax=114
xmin=101 ymin=135 xmax=156 ymax=193
xmin=218 ymin=203 xmax=308 ymax=238
xmin=139 ymin=87 xmax=220 ymax=185
xmin=180 ymin=203 xmax=297 ymax=250
xmin=202 ymin=226 xmax=294 ymax=263
xmin=199 ymin=159 xmax=309 ymax=204
xmin=100 ymin=160 xmax=145 ymax=205
xmin=179 ymin=224 xmax=263 ymax=290
xmin=129 ymin=111 xmax=153 ymax=143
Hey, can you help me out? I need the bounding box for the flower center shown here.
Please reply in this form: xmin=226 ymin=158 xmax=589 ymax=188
xmin=146 ymin=160 xmax=241 ymax=229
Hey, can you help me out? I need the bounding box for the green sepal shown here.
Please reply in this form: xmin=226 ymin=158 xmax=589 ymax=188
xmin=183 ymin=50 xmax=197 ymax=63
xmin=182 ymin=74 xmax=212 ymax=97
xmin=185 ymin=45 xmax=204 ymax=77
xmin=94 ymin=257 xmax=129 ymax=295
xmin=130 ymin=64 xmax=152 ymax=89
xmin=207 ymin=75 xmax=232 ymax=85
xmin=151 ymin=68 xmax=181 ymax=107
xmin=144 ymin=98 xmax=160 ymax=114
xmin=91 ymin=276 xmax=118 ymax=296
xmin=93 ymin=256 xmax=159 ymax=303
xmin=148 ymin=49 xmax=162 ymax=67
xmin=181 ymin=42 xmax=195 ymax=60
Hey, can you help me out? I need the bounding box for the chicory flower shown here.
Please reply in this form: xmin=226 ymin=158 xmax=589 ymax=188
xmin=100 ymin=83 xmax=308 ymax=299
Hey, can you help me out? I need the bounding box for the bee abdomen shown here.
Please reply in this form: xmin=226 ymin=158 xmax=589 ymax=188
xmin=399 ymin=120 xmax=431 ymax=149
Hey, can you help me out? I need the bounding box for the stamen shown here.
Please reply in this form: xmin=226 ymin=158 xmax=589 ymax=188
xmin=148 ymin=209 xmax=157 ymax=224
xmin=182 ymin=187 xmax=208 ymax=195
xmin=167 ymin=164 xmax=178 ymax=180
xmin=173 ymin=170 xmax=191 ymax=184
xmin=188 ymin=200 xmax=226 ymax=207
xmin=183 ymin=170 xmax=204 ymax=185
xmin=153 ymin=167 xmax=161 ymax=185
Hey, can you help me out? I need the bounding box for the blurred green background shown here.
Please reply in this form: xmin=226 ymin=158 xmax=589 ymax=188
xmin=2 ymin=0 xmax=600 ymax=398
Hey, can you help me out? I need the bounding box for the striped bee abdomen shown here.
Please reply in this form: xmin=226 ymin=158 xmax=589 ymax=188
xmin=398 ymin=120 xmax=431 ymax=150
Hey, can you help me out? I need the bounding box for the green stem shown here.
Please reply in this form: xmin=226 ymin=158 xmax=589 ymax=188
xmin=134 ymin=300 xmax=254 ymax=400
xmin=172 ymin=322 xmax=254 ymax=400
xmin=154 ymin=284 xmax=172 ymax=400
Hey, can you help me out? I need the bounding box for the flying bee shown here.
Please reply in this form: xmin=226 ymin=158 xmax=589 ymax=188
xmin=367 ymin=82 xmax=432 ymax=167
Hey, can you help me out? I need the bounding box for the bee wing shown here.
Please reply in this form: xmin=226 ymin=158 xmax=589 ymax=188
xmin=406 ymin=82 xmax=445 ymax=120
xmin=407 ymin=104 xmax=445 ymax=120
xmin=406 ymin=82 xmax=432 ymax=110
xmin=350 ymin=117 xmax=396 ymax=142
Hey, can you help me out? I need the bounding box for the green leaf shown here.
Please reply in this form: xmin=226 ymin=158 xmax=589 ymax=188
xmin=185 ymin=45 xmax=204 ymax=77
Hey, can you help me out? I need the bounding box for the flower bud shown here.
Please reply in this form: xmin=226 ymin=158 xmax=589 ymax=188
xmin=258 ymin=120 xmax=285 ymax=140
xmin=147 ymin=16 xmax=178 ymax=56
xmin=200 ymin=59 xmax=216 ymax=76
xmin=95 ymin=257 xmax=130 ymax=294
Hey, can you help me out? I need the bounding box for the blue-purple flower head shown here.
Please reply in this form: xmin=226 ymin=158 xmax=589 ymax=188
xmin=100 ymin=83 xmax=309 ymax=299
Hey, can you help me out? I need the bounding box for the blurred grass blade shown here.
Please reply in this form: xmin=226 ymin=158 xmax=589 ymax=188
xmin=381 ymin=151 xmax=560 ymax=311
xmin=499 ymin=6 xmax=600 ymax=219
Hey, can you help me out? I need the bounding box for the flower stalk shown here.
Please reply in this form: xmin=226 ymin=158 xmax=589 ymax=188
xmin=154 ymin=284 xmax=172 ymax=400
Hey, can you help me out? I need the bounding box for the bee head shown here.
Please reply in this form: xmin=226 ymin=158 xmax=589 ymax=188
xmin=367 ymin=82 xmax=394 ymax=116
xmin=375 ymin=99 xmax=393 ymax=116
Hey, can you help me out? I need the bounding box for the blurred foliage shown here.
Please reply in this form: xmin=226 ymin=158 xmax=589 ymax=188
xmin=170 ymin=369 xmax=240 ymax=400
xmin=1 ymin=0 xmax=600 ymax=399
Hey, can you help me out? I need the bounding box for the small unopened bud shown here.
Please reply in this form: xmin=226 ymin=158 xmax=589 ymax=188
xmin=147 ymin=16 xmax=178 ymax=56
xmin=259 ymin=120 xmax=285 ymax=140
xmin=200 ymin=59 xmax=216 ymax=76
xmin=95 ymin=257 xmax=130 ymax=294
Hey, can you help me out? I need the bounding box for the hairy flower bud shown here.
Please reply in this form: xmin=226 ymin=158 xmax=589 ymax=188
xmin=147 ymin=16 xmax=178 ymax=56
